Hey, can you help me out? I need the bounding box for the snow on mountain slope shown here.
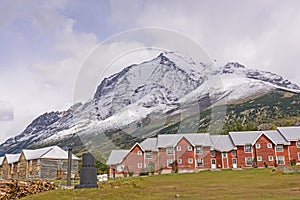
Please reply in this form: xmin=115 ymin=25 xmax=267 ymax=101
xmin=0 ymin=52 xmax=299 ymax=155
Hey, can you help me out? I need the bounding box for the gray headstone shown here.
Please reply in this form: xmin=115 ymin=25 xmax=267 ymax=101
xmin=75 ymin=153 xmax=98 ymax=189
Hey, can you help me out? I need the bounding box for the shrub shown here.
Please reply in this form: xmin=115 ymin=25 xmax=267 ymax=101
xmin=291 ymin=159 xmax=296 ymax=166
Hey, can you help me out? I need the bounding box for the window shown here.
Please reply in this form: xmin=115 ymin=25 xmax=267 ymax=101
xmin=188 ymin=158 xmax=193 ymax=164
xmin=137 ymin=150 xmax=142 ymax=156
xmin=298 ymin=152 xmax=300 ymax=160
xmin=196 ymin=146 xmax=203 ymax=154
xmin=222 ymin=153 xmax=227 ymax=158
xmin=138 ymin=163 xmax=143 ymax=169
xmin=167 ymin=159 xmax=173 ymax=168
xmin=57 ymin=160 xmax=63 ymax=170
xmin=277 ymin=156 xmax=285 ymax=165
xmin=245 ymin=157 xmax=252 ymax=166
xmin=268 ymin=156 xmax=273 ymax=161
xmin=196 ymin=158 xmax=203 ymax=167
xmin=145 ymin=151 xmax=152 ymax=159
xmin=232 ymin=150 xmax=236 ymax=156
xmin=257 ymin=156 xmax=262 ymax=161
xmin=297 ymin=140 xmax=300 ymax=148
xmin=188 ymin=146 xmax=193 ymax=151
xmin=244 ymin=145 xmax=252 ymax=153
xmin=177 ymin=159 xmax=182 ymax=164
xmin=176 ymin=146 xmax=181 ymax=151
xmin=117 ymin=164 xmax=124 ymax=172
xmin=211 ymin=151 xmax=216 ymax=157
xmin=37 ymin=159 xmax=41 ymax=166
xmin=275 ymin=145 xmax=283 ymax=152
xmin=256 ymin=144 xmax=261 ymax=149
xmin=267 ymin=143 xmax=272 ymax=148
xmin=29 ymin=160 xmax=33 ymax=167
xmin=36 ymin=170 xmax=40 ymax=176
xmin=167 ymin=147 xmax=174 ymax=155
xmin=17 ymin=162 xmax=20 ymax=168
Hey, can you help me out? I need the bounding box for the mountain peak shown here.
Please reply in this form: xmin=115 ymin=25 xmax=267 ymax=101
xmin=224 ymin=62 xmax=245 ymax=69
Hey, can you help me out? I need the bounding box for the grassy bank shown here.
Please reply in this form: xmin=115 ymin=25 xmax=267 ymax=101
xmin=22 ymin=168 xmax=300 ymax=200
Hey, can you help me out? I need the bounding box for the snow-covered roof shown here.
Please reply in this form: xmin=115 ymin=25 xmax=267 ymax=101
xmin=277 ymin=126 xmax=300 ymax=141
xmin=157 ymin=133 xmax=212 ymax=148
xmin=229 ymin=131 xmax=261 ymax=146
xmin=5 ymin=153 xmax=21 ymax=164
xmin=140 ymin=138 xmax=157 ymax=151
xmin=106 ymin=150 xmax=129 ymax=165
xmin=23 ymin=145 xmax=80 ymax=160
xmin=0 ymin=156 xmax=4 ymax=165
xmin=263 ymin=130 xmax=290 ymax=145
xmin=211 ymin=135 xmax=235 ymax=152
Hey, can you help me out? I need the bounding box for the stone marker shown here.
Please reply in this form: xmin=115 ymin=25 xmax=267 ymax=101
xmin=75 ymin=153 xmax=98 ymax=189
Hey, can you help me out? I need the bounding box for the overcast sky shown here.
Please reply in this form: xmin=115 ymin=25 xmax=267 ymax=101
xmin=0 ymin=0 xmax=300 ymax=143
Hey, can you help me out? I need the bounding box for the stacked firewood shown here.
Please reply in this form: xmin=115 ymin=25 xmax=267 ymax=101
xmin=0 ymin=179 xmax=55 ymax=200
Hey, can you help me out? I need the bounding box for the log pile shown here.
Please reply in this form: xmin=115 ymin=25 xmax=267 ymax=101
xmin=0 ymin=179 xmax=55 ymax=200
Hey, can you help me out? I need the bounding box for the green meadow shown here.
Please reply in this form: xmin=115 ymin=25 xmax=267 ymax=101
xmin=22 ymin=168 xmax=300 ymax=200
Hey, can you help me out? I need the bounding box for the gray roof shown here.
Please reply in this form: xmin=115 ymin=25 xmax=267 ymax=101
xmin=211 ymin=135 xmax=235 ymax=152
xmin=140 ymin=138 xmax=157 ymax=151
xmin=157 ymin=133 xmax=212 ymax=148
xmin=229 ymin=131 xmax=261 ymax=146
xmin=0 ymin=156 xmax=4 ymax=165
xmin=263 ymin=130 xmax=290 ymax=145
xmin=5 ymin=153 xmax=21 ymax=164
xmin=106 ymin=150 xmax=129 ymax=165
xmin=23 ymin=145 xmax=80 ymax=160
xmin=277 ymin=126 xmax=300 ymax=141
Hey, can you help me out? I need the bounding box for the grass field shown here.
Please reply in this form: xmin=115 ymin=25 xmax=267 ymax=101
xmin=22 ymin=168 xmax=300 ymax=200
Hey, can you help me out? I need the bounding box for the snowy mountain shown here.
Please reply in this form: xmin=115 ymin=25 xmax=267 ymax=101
xmin=0 ymin=52 xmax=299 ymax=156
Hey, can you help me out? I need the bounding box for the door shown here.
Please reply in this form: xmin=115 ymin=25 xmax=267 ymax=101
xmin=211 ymin=159 xmax=216 ymax=169
xmin=232 ymin=158 xmax=237 ymax=168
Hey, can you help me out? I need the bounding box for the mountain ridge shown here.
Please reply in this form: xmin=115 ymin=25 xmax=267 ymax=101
xmin=0 ymin=52 xmax=299 ymax=156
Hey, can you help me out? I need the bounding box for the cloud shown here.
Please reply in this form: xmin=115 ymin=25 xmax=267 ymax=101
xmin=0 ymin=101 xmax=14 ymax=121
xmin=108 ymin=0 xmax=300 ymax=85
xmin=0 ymin=0 xmax=99 ymax=142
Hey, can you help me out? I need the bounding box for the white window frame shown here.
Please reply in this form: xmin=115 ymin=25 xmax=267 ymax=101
xmin=211 ymin=150 xmax=216 ymax=157
xmin=29 ymin=160 xmax=33 ymax=167
xmin=137 ymin=150 xmax=142 ymax=156
xmin=117 ymin=164 xmax=124 ymax=172
xmin=138 ymin=163 xmax=143 ymax=169
xmin=222 ymin=153 xmax=227 ymax=158
xmin=277 ymin=156 xmax=285 ymax=165
xmin=257 ymin=156 xmax=262 ymax=161
xmin=188 ymin=146 xmax=193 ymax=151
xmin=297 ymin=140 xmax=300 ymax=148
xmin=37 ymin=159 xmax=41 ymax=166
xmin=231 ymin=150 xmax=236 ymax=156
xmin=244 ymin=145 xmax=252 ymax=153
xmin=256 ymin=144 xmax=261 ymax=149
xmin=166 ymin=147 xmax=174 ymax=155
xmin=177 ymin=159 xmax=182 ymax=164
xmin=196 ymin=158 xmax=203 ymax=167
xmin=245 ymin=157 xmax=252 ymax=166
xmin=176 ymin=146 xmax=181 ymax=151
xmin=267 ymin=143 xmax=272 ymax=148
xmin=298 ymin=152 xmax=300 ymax=160
xmin=275 ymin=144 xmax=283 ymax=152
xmin=167 ymin=159 xmax=173 ymax=168
xmin=268 ymin=156 xmax=273 ymax=161
xmin=195 ymin=146 xmax=203 ymax=154
xmin=145 ymin=151 xmax=152 ymax=159
xmin=188 ymin=158 xmax=193 ymax=164
xmin=17 ymin=162 xmax=20 ymax=168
